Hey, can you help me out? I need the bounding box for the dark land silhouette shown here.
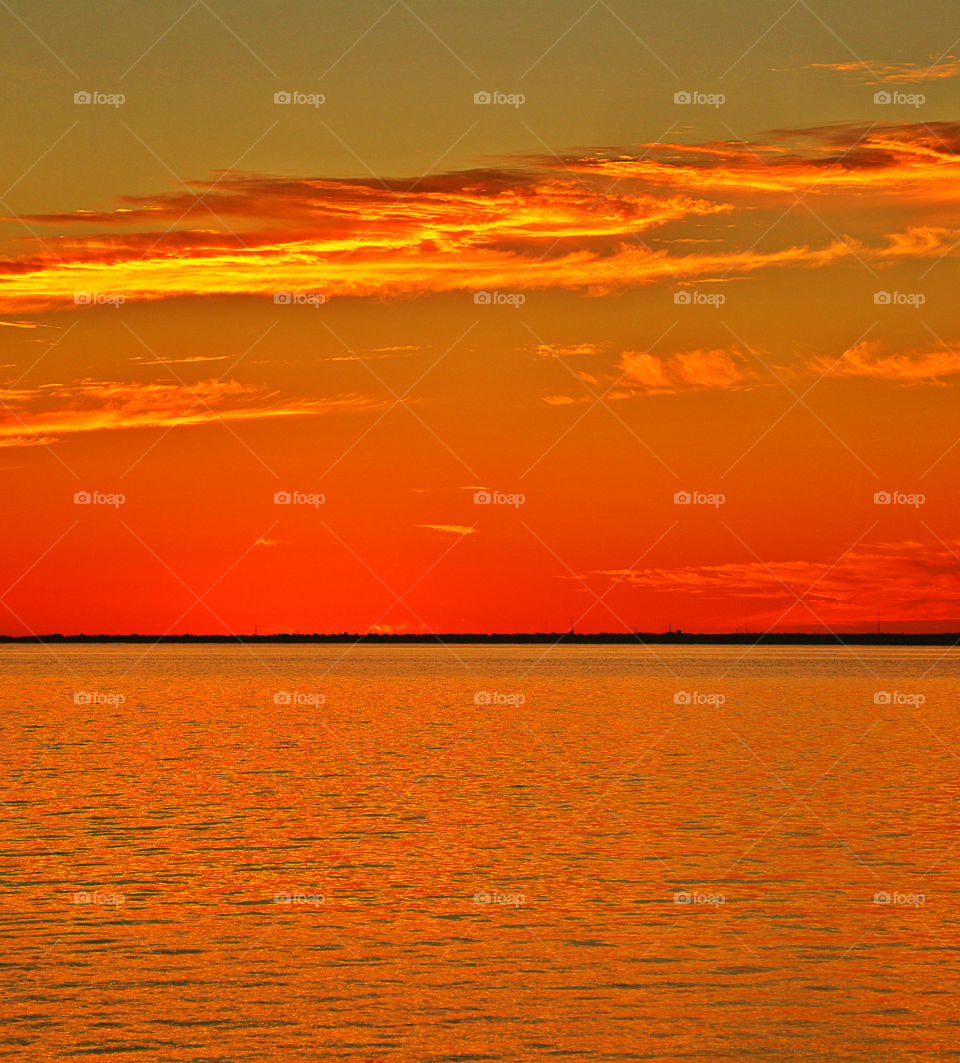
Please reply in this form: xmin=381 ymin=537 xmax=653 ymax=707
xmin=3 ymin=632 xmax=959 ymax=645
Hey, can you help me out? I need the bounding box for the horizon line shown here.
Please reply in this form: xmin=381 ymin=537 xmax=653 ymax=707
xmin=3 ymin=631 xmax=960 ymax=646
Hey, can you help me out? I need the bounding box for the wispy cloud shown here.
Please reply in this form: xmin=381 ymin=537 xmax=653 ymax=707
xmin=417 ymin=524 xmax=476 ymax=536
xmin=616 ymin=347 xmax=757 ymax=395
xmin=3 ymin=123 xmax=959 ymax=312
xmin=544 ymin=346 xmax=759 ymax=403
xmin=542 ymin=335 xmax=960 ymax=402
xmin=805 ymin=58 xmax=960 ymax=83
xmin=818 ymin=341 xmax=960 ymax=383
xmin=535 ymin=343 xmax=603 ymax=358
xmin=594 ymin=539 xmax=960 ymax=625
xmin=129 ymin=353 xmax=231 ymax=366
xmin=0 ymin=378 xmax=383 ymax=447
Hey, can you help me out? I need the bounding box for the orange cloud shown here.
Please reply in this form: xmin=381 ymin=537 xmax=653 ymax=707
xmin=819 ymin=341 xmax=960 ymax=383
xmin=595 ymin=539 xmax=960 ymax=626
xmin=0 ymin=378 xmax=382 ymax=447
xmin=617 ymin=347 xmax=755 ymax=394
xmin=2 ymin=124 xmax=959 ymax=311
xmin=567 ymin=122 xmax=960 ymax=199
xmin=542 ymin=335 xmax=960 ymax=403
xmin=417 ymin=524 xmax=476 ymax=536
xmin=536 ymin=343 xmax=603 ymax=358
xmin=544 ymin=346 xmax=760 ymax=404
xmin=807 ymin=58 xmax=960 ymax=83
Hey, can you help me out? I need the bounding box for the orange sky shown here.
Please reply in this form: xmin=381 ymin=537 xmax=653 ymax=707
xmin=2 ymin=1 xmax=959 ymax=634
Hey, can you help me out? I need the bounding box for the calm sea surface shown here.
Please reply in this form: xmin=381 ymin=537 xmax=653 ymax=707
xmin=1 ymin=644 xmax=957 ymax=1061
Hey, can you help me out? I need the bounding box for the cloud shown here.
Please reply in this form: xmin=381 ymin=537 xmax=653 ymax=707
xmin=130 ymin=353 xmax=231 ymax=366
xmin=541 ymin=335 xmax=960 ymax=403
xmin=544 ymin=346 xmax=759 ymax=404
xmin=617 ymin=347 xmax=756 ymax=394
xmin=417 ymin=524 xmax=476 ymax=536
xmin=0 ymin=378 xmax=383 ymax=447
xmin=535 ymin=343 xmax=603 ymax=358
xmin=594 ymin=539 xmax=960 ymax=625
xmin=806 ymin=58 xmax=960 ymax=83
xmin=818 ymin=341 xmax=960 ymax=383
xmin=3 ymin=123 xmax=959 ymax=311
xmin=564 ymin=122 xmax=960 ymax=199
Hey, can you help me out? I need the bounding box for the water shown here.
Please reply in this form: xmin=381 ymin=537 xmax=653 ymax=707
xmin=1 ymin=644 xmax=957 ymax=1061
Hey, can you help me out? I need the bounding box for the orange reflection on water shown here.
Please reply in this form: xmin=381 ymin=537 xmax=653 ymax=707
xmin=0 ymin=645 xmax=957 ymax=1061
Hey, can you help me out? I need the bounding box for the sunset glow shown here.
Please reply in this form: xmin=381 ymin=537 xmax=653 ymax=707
xmin=2 ymin=0 xmax=958 ymax=637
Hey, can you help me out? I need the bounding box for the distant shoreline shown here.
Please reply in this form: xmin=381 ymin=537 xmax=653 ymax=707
xmin=2 ymin=633 xmax=959 ymax=646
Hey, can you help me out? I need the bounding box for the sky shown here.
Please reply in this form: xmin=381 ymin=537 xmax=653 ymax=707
xmin=1 ymin=0 xmax=960 ymax=635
